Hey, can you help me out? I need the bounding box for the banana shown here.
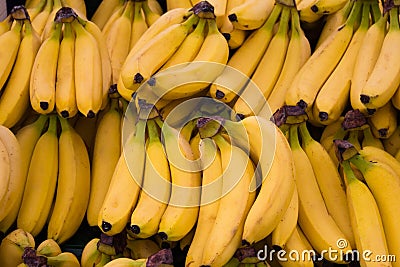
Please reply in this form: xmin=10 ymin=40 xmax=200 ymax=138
xmin=0 ymin=15 xmax=12 ymax=36
xmin=62 ymin=0 xmax=86 ymax=18
xmin=368 ymin=101 xmax=397 ymax=139
xmin=91 ymin=0 xmax=124 ymax=30
xmin=197 ymin=0 xmax=227 ymax=27
xmin=310 ymin=0 xmax=348 ymax=15
xmin=120 ymin=13 xmax=198 ymax=94
xmin=103 ymin=258 xmax=147 ymax=267
xmin=315 ymin=0 xmax=353 ymax=49
xmin=297 ymin=0 xmax=323 ymax=24
xmin=87 ymin=99 xmax=122 ymax=227
xmin=142 ymin=0 xmax=161 ymax=26
xmin=31 ymin=0 xmax=53 ymax=36
xmin=26 ymin=0 xmax=47 ymax=21
xmin=359 ymin=146 xmax=400 ymax=179
xmin=130 ymin=1 xmax=148 ymax=50
xmin=361 ymin=126 xmax=384 ymax=150
xmin=73 ymin=114 xmax=97 ymax=160
xmin=350 ymin=154 xmax=400 ymax=265
xmin=81 ymin=238 xmax=112 ymax=267
xmin=382 ymin=125 xmax=400 ymax=156
xmin=0 ymin=136 xmax=10 ymax=205
xmin=101 ymin=2 xmax=125 ymax=42
xmin=37 ymin=239 xmax=62 ymax=257
xmin=0 ymin=229 xmax=36 ymax=267
xmin=350 ymin=8 xmax=387 ymax=115
xmin=75 ymin=16 xmax=112 ymax=110
xmin=270 ymin=184 xmax=298 ymax=251
xmin=285 ymin=0 xmax=361 ymax=113
xmin=149 ymin=18 xmax=229 ymax=100
xmin=267 ymin=7 xmax=311 ymax=113
xmin=288 ymin=124 xmax=352 ymax=263
xmin=201 ymin=134 xmax=255 ymax=266
xmin=0 ymin=116 xmax=47 ymax=232
xmin=130 ymin=119 xmax=171 ymax=239
xmin=241 ymin=120 xmax=295 ymax=244
xmin=98 ymin=119 xmax=145 ymax=236
xmin=41 ymin=0 xmax=62 ymax=41
xmin=0 ymin=19 xmax=40 ymax=128
xmin=47 ymin=117 xmax=90 ymax=244
xmin=167 ymin=0 xmax=192 ymax=10
xmin=127 ymin=239 xmax=160 ymax=259
xmin=360 ymin=5 xmax=400 ymax=109
xmin=227 ymin=0 xmax=274 ymax=30
xmin=209 ymin=4 xmax=282 ymax=103
xmin=233 ymin=6 xmax=291 ymax=118
xmin=313 ymin=2 xmax=370 ymax=125
xmin=0 ymin=19 xmax=23 ymax=91
xmin=72 ymin=18 xmax=103 ymax=117
xmin=17 ymin=116 xmax=58 ymax=237
xmin=30 ymin=20 xmax=62 ymax=114
xmin=157 ymin=120 xmax=201 ymax=241
xmin=160 ymin=17 xmax=206 ymax=71
xmin=55 ymin=22 xmax=77 ymax=118
xmin=224 ymin=28 xmax=247 ymax=49
xmin=179 ymin=227 xmax=196 ymax=252
xmin=106 ymin=0 xmax=134 ymax=84
xmin=347 ymin=129 xmax=362 ymax=152
xmin=298 ymin=122 xmax=354 ymax=247
xmin=148 ymin=0 xmax=163 ymax=15
xmin=46 ymin=252 xmax=81 ymax=267
xmin=341 ymin=160 xmax=391 ymax=267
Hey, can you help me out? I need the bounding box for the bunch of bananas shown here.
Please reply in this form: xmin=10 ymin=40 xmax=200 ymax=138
xmin=4 ymin=114 xmax=91 ymax=245
xmin=29 ymin=6 xmax=111 ymax=118
xmin=0 ymin=228 xmax=80 ymax=267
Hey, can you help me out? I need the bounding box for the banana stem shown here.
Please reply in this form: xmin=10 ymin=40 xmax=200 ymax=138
xmin=290 ymin=6 xmax=300 ymax=38
xmin=58 ymin=116 xmax=70 ymax=132
xmin=147 ymin=119 xmax=160 ymax=143
xmin=276 ymin=6 xmax=290 ymax=36
xmin=288 ymin=124 xmax=301 ymax=150
xmin=345 ymin=0 xmax=363 ymax=28
xmin=360 ymin=2 xmax=371 ymax=29
xmin=349 ymin=154 xmax=371 ymax=174
xmin=298 ymin=122 xmax=313 ymax=146
xmin=259 ymin=3 xmax=283 ymax=31
xmin=212 ymin=133 xmax=229 ymax=151
xmin=35 ymin=115 xmax=50 ymax=131
xmin=389 ymin=6 xmax=400 ymax=31
xmin=341 ymin=160 xmax=358 ymax=185
xmin=48 ymin=115 xmax=59 ymax=134
xmin=370 ymin=1 xmax=382 ymax=23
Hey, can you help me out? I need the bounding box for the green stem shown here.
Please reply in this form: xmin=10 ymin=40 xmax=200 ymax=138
xmin=345 ymin=0 xmax=363 ymax=28
xmin=389 ymin=5 xmax=399 ymax=31
xmin=349 ymin=154 xmax=371 ymax=174
xmin=212 ymin=133 xmax=230 ymax=152
xmin=359 ymin=2 xmax=371 ymax=29
xmin=370 ymin=1 xmax=382 ymax=23
xmin=277 ymin=5 xmax=290 ymax=36
xmin=289 ymin=124 xmax=301 ymax=150
xmin=260 ymin=3 xmax=283 ymax=31
xmin=341 ymin=160 xmax=358 ymax=184
xmin=298 ymin=122 xmax=313 ymax=146
xmin=147 ymin=119 xmax=160 ymax=143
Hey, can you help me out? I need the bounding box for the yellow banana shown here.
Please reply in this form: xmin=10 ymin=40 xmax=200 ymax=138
xmin=341 ymin=160 xmax=392 ymax=267
xmin=46 ymin=252 xmax=81 ymax=267
xmin=130 ymin=119 xmax=171 ymax=239
xmin=382 ymin=125 xmax=400 ymax=156
xmin=0 ymin=19 xmax=23 ymax=91
xmin=41 ymin=0 xmax=62 ymax=41
xmin=0 ymin=229 xmax=36 ymax=267
xmin=368 ymin=101 xmax=397 ymax=139
xmin=101 ymin=2 xmax=125 ymax=41
xmin=0 ymin=116 xmax=47 ymax=232
xmin=87 ymin=99 xmax=122 ymax=227
xmin=147 ymin=0 xmax=163 ymax=15
xmin=17 ymin=115 xmax=58 ymax=236
xmin=267 ymin=7 xmax=311 ymax=113
xmin=297 ymin=0 xmax=323 ymax=23
xmin=233 ymin=6 xmax=291 ymax=118
xmin=157 ymin=120 xmax=201 ymax=241
xmin=360 ymin=6 xmax=400 ymax=110
xmin=47 ymin=117 xmax=90 ymax=244
xmin=350 ymin=9 xmax=387 ymax=115
xmin=209 ymin=4 xmax=282 ymax=103
xmin=72 ymin=18 xmax=103 ymax=117
xmin=285 ymin=0 xmax=361 ymax=113
xmin=160 ymin=17 xmax=206 ymax=71
xmin=289 ymin=124 xmax=352 ymax=263
xmin=310 ymin=0 xmax=348 ymax=15
xmin=149 ymin=18 xmax=229 ymax=100
xmin=37 ymin=239 xmax=62 ymax=257
xmin=30 ymin=20 xmax=62 ymax=114
xmin=0 ymin=136 xmax=10 ymax=206
xmin=31 ymin=0 xmax=53 ymax=36
xmin=227 ymin=0 xmax=274 ymax=30
xmin=120 ymin=13 xmax=198 ymax=94
xmin=127 ymin=239 xmax=160 ymax=259
xmin=313 ymin=2 xmax=370 ymax=125
xmin=0 ymin=15 xmax=12 ymax=36
xmin=98 ymin=119 xmax=145 ymax=236
xmin=55 ymin=22 xmax=77 ymax=118
xmin=91 ymin=0 xmax=125 ymax=30
xmin=361 ymin=126 xmax=385 ymax=150
xmin=167 ymin=0 xmax=192 ymax=10
xmin=359 ymin=146 xmax=400 ymax=178
xmin=0 ymin=19 xmax=41 ymax=128
xmin=130 ymin=1 xmax=149 ymax=50
xmin=62 ymin=0 xmax=87 ymax=18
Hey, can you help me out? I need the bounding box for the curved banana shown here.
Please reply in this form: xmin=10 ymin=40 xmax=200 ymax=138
xmin=0 ymin=137 xmax=10 ymax=205
xmin=359 ymin=146 xmax=400 ymax=179
xmin=37 ymin=239 xmax=62 ymax=257
xmin=30 ymin=20 xmax=62 ymax=114
xmin=233 ymin=6 xmax=291 ymax=118
xmin=0 ymin=19 xmax=41 ymax=129
xmin=313 ymin=2 xmax=370 ymax=125
xmin=285 ymin=1 xmax=361 ymax=113
xmin=41 ymin=0 xmax=62 ymax=41
xmin=130 ymin=1 xmax=148 ymax=50
xmin=81 ymin=238 xmax=111 ymax=267
xmin=361 ymin=126 xmax=384 ymax=150
xmin=87 ymin=99 xmax=122 ymax=227
xmin=127 ymin=239 xmax=160 ymax=259
xmin=209 ymin=4 xmax=282 ymax=103
xmin=167 ymin=0 xmax=192 ymax=10
xmin=0 ymin=19 xmax=23 ymax=91
xmin=360 ymin=6 xmax=400 ymax=110
xmin=72 ymin=18 xmax=103 ymax=117
xmin=91 ymin=0 xmax=125 ymax=30
xmin=341 ymin=160 xmax=391 ymax=267
xmin=227 ymin=0 xmax=274 ymax=30
xmin=0 ymin=15 xmax=12 ymax=36
xmin=17 ymin=116 xmax=58 ymax=236
xmin=310 ymin=0 xmax=348 ymax=15
xmin=289 ymin=124 xmax=352 ymax=263
xmin=149 ymin=18 xmax=229 ymax=100
xmin=157 ymin=121 xmax=201 ymax=241
xmin=130 ymin=119 xmax=171 ymax=239
xmin=31 ymin=0 xmax=53 ymax=36
xmin=62 ymin=0 xmax=87 ymax=18
xmin=143 ymin=0 xmax=161 ymax=27
xmin=368 ymin=101 xmax=397 ymax=139
xmin=98 ymin=119 xmax=145 ymax=236
xmin=382 ymin=125 xmax=400 ymax=156
xmin=55 ymin=22 xmax=77 ymax=118
xmin=0 ymin=229 xmax=36 ymax=267
xmin=46 ymin=252 xmax=81 ymax=267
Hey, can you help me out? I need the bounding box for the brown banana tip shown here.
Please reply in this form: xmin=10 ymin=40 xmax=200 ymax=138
xmin=191 ymin=1 xmax=215 ymax=17
xmin=134 ymin=73 xmax=144 ymax=84
xmin=10 ymin=5 xmax=29 ymax=20
xmin=22 ymin=247 xmax=47 ymax=266
xmin=228 ymin=13 xmax=238 ymax=22
xmin=108 ymin=84 xmax=118 ymax=94
xmin=342 ymin=109 xmax=367 ymax=130
xmin=234 ymin=246 xmax=256 ymax=262
xmin=130 ymin=225 xmax=140 ymax=234
xmin=87 ymin=110 xmax=96 ymax=118
xmin=158 ymin=232 xmax=168 ymax=241
xmin=54 ymin=7 xmax=77 ymax=23
xmin=378 ymin=128 xmax=388 ymax=138
xmin=359 ymin=94 xmax=370 ymax=104
xmin=101 ymin=221 xmax=112 ymax=232
xmin=319 ymin=112 xmax=328 ymax=121
xmin=333 ymin=139 xmax=355 ymax=163
xmin=147 ymin=248 xmax=174 ymax=266
xmin=60 ymin=111 xmax=69 ymax=118
xmin=39 ymin=101 xmax=49 ymax=111
xmin=311 ymin=5 xmax=318 ymax=13
xmin=222 ymin=32 xmax=231 ymax=41
xmin=367 ymin=108 xmax=376 ymax=116
xmin=215 ymin=90 xmax=225 ymax=99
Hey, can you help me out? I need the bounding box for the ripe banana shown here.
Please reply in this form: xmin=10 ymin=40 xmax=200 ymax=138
xmin=0 ymin=229 xmax=36 ymax=267
xmin=37 ymin=239 xmax=62 ymax=257
xmin=98 ymin=119 xmax=145 ymax=236
xmin=31 ymin=0 xmax=53 ymax=36
xmin=17 ymin=116 xmax=58 ymax=236
xmin=81 ymin=238 xmax=111 ymax=267
xmin=0 ymin=19 xmax=23 ymax=91
xmin=361 ymin=126 xmax=385 ymax=150
xmin=41 ymin=0 xmax=62 ymax=41
xmin=0 ymin=135 xmax=10 ymax=205
xmin=0 ymin=19 xmax=41 ymax=129
xmin=0 ymin=15 xmax=12 ymax=36
xmin=167 ymin=0 xmax=192 ymax=10
xmin=130 ymin=1 xmax=149 ymax=50
xmin=227 ymin=0 xmax=274 ymax=30
xmin=30 ymin=20 xmax=62 ymax=114
xmin=143 ymin=0 xmax=161 ymax=27
xmin=130 ymin=119 xmax=171 ymax=238
xmin=91 ymin=0 xmax=124 ymax=30
xmin=310 ymin=0 xmax=348 ymax=15
xmin=55 ymin=22 xmax=77 ymax=118
xmin=46 ymin=252 xmax=81 ymax=267
xmin=87 ymin=99 xmax=122 ymax=227
xmin=368 ymin=101 xmax=397 ymax=139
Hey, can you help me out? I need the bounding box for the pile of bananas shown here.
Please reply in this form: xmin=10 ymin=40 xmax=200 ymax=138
xmin=1 ymin=0 xmax=400 ymax=266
